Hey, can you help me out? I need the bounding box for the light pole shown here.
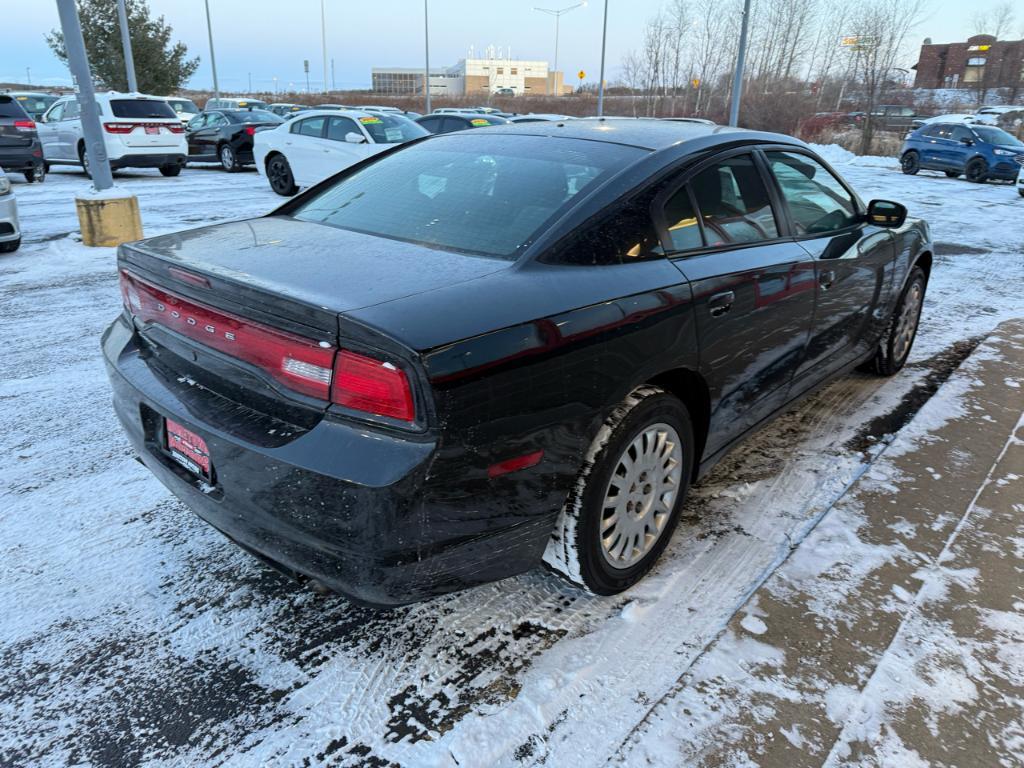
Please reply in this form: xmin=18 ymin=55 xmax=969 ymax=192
xmin=204 ymin=0 xmax=220 ymax=99
xmin=727 ymin=0 xmax=752 ymax=126
xmin=534 ymin=2 xmax=586 ymax=95
xmin=596 ymin=0 xmax=608 ymax=116
xmin=116 ymin=0 xmax=137 ymax=92
xmin=423 ymin=0 xmax=431 ymax=114
xmin=320 ymin=0 xmax=328 ymax=93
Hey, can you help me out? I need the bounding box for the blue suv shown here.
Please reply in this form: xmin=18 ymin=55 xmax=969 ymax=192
xmin=900 ymin=122 xmax=1024 ymax=183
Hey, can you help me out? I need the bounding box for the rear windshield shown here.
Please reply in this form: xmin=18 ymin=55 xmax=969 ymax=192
xmin=0 ymin=97 xmax=30 ymax=119
xmin=111 ymin=99 xmax=178 ymax=119
xmin=167 ymin=99 xmax=198 ymax=114
xmin=292 ymin=134 xmax=645 ymax=259
xmin=234 ymin=100 xmax=267 ymax=109
xmin=225 ymin=110 xmax=283 ymax=124
xmin=358 ymin=114 xmax=428 ymax=144
xmin=972 ymin=126 xmax=1023 ymax=146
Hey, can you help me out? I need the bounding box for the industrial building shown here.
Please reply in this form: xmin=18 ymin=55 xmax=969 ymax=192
xmin=914 ymin=34 xmax=1024 ymax=90
xmin=373 ymin=50 xmax=568 ymax=97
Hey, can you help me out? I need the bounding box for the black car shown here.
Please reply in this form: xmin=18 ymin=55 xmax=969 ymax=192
xmin=185 ymin=109 xmax=284 ymax=171
xmin=103 ymin=119 xmax=932 ymax=606
xmin=0 ymin=95 xmax=45 ymax=182
xmin=415 ymin=113 xmax=509 ymax=133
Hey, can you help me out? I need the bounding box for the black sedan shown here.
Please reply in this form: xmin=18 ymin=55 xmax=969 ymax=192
xmin=185 ymin=109 xmax=283 ymax=171
xmin=415 ymin=112 xmax=509 ymax=133
xmin=0 ymin=95 xmax=45 ymax=182
xmin=103 ymin=120 xmax=932 ymax=606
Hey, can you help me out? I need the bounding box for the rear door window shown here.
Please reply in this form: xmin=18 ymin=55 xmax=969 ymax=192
xmin=689 ymin=154 xmax=779 ymax=245
xmin=765 ymin=151 xmax=859 ymax=235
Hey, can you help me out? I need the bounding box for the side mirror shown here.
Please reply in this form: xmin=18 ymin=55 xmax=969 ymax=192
xmin=344 ymin=132 xmax=367 ymax=144
xmin=866 ymin=199 xmax=907 ymax=228
xmin=959 ymin=137 xmax=974 ymax=146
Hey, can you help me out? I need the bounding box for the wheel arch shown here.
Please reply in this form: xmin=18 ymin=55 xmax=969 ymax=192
xmin=645 ymin=367 xmax=710 ymax=481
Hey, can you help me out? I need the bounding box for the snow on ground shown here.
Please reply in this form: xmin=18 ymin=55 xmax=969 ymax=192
xmin=1 ymin=157 xmax=1022 ymax=767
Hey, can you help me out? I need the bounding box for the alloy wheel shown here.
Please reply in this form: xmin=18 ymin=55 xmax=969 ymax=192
xmin=220 ymin=145 xmax=235 ymax=170
xmin=893 ymin=279 xmax=923 ymax=363
xmin=599 ymin=423 xmax=683 ymax=570
xmin=268 ymin=156 xmax=294 ymax=194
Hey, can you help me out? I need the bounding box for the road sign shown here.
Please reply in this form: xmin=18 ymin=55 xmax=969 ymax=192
xmin=303 ymin=59 xmax=310 ymax=73
xmin=691 ymin=78 xmax=700 ymax=88
xmin=578 ymin=70 xmax=586 ymax=81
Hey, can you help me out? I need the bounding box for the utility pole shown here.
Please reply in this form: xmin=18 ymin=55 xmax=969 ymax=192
xmin=727 ymin=0 xmax=752 ymax=126
xmin=321 ymin=0 xmax=328 ymax=94
xmin=423 ymin=0 xmax=431 ymax=114
xmin=204 ymin=0 xmax=220 ymax=99
xmin=596 ymin=0 xmax=608 ymax=116
xmin=248 ymin=72 xmax=252 ymax=92
xmin=25 ymin=67 xmax=31 ymax=86
xmin=533 ymin=3 xmax=586 ymax=95
xmin=331 ymin=58 xmax=336 ymax=91
xmin=115 ymin=0 xmax=138 ymax=92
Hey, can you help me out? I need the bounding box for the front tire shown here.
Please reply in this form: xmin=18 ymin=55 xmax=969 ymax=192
xmin=159 ymin=163 xmax=181 ymax=177
xmin=219 ymin=144 xmax=239 ymax=172
xmin=79 ymin=144 xmax=92 ymax=179
xmin=543 ymin=386 xmax=694 ymax=595
xmin=266 ymin=153 xmax=298 ymax=196
xmin=900 ymin=151 xmax=920 ymax=175
xmin=965 ymin=158 xmax=988 ymax=183
xmin=865 ymin=266 xmax=926 ymax=376
xmin=0 ymin=238 xmax=20 ymax=253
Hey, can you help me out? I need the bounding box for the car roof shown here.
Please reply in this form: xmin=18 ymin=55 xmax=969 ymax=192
xmin=479 ymin=117 xmax=779 ymax=151
xmin=286 ymin=108 xmax=387 ymax=120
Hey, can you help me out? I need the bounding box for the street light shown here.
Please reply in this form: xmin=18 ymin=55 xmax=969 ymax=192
xmin=424 ymin=0 xmax=431 ymax=114
xmin=596 ymin=0 xmax=608 ymax=116
xmin=534 ymin=2 xmax=586 ymax=95
xmin=320 ymin=0 xmax=328 ymax=94
xmin=727 ymin=0 xmax=752 ymax=126
xmin=204 ymin=0 xmax=220 ymax=99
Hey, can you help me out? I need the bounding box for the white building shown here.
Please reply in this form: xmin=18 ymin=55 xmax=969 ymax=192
xmin=373 ymin=49 xmax=565 ymax=97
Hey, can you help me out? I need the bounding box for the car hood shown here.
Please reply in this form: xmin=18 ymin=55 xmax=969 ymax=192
xmin=124 ymin=215 xmax=509 ymax=316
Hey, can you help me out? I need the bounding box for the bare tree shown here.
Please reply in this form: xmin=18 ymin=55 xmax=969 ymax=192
xmin=971 ymin=1 xmax=1016 ymax=38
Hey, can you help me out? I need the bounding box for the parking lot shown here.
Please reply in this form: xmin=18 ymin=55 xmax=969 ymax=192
xmin=1 ymin=159 xmax=1022 ymax=767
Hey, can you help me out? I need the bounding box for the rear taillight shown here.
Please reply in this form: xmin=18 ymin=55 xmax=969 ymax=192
xmin=104 ymin=122 xmax=135 ymax=134
xmin=332 ymin=350 xmax=415 ymax=422
xmin=168 ymin=124 xmax=185 ymax=134
xmin=14 ymin=120 xmax=36 ymax=131
xmin=119 ymin=270 xmax=336 ymax=400
xmin=244 ymin=126 xmax=256 ymax=136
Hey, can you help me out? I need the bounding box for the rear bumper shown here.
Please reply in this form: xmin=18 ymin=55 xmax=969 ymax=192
xmin=110 ymin=153 xmax=186 ymax=170
xmin=101 ymin=315 xmax=557 ymax=606
xmin=0 ymin=143 xmax=43 ymax=173
xmin=0 ymin=194 xmax=19 ymax=242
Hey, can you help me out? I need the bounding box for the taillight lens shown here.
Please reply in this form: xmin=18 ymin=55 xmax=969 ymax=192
xmin=168 ymin=124 xmax=185 ymax=134
xmin=14 ymin=120 xmax=36 ymax=131
xmin=332 ymin=350 xmax=415 ymax=422
xmin=104 ymin=122 xmax=135 ymax=134
xmin=119 ymin=270 xmax=335 ymax=400
xmin=244 ymin=126 xmax=256 ymax=136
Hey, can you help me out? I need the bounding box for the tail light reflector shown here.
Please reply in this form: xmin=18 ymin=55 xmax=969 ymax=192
xmin=244 ymin=126 xmax=257 ymax=136
xmin=14 ymin=120 xmax=36 ymax=131
xmin=488 ymin=450 xmax=544 ymax=478
xmin=332 ymin=350 xmax=415 ymax=422
xmin=104 ymin=122 xmax=136 ymax=133
xmin=119 ymin=270 xmax=335 ymax=400
xmin=167 ymin=124 xmax=185 ymax=134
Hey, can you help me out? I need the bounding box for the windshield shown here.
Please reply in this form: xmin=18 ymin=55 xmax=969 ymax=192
xmin=110 ymin=99 xmax=178 ymax=119
xmin=167 ymin=99 xmax=198 ymax=114
xmin=292 ymin=134 xmax=645 ymax=259
xmin=972 ymin=126 xmax=1023 ymax=146
xmin=226 ymin=110 xmax=283 ymax=124
xmin=358 ymin=114 xmax=428 ymax=144
xmin=14 ymin=94 xmax=56 ymax=117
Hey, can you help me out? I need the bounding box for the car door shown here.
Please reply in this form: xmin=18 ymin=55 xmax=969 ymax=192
xmin=37 ymin=100 xmax=65 ymax=159
xmin=284 ymin=115 xmax=328 ymax=186
xmin=657 ymin=151 xmax=816 ymax=455
xmin=323 ymin=115 xmax=373 ymax=175
xmin=949 ymin=125 xmax=976 ymax=171
xmin=185 ymin=113 xmax=210 ymax=157
xmin=763 ymin=149 xmax=894 ymax=381
xmin=58 ymin=98 xmax=83 ymax=161
xmin=915 ymin=124 xmax=945 ymax=167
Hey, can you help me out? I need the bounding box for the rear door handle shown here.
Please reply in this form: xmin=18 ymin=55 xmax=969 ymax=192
xmin=708 ymin=290 xmax=735 ymax=317
xmin=819 ymin=269 xmax=836 ymax=290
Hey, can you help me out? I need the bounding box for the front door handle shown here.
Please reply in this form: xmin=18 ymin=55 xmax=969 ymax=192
xmin=819 ymin=269 xmax=836 ymax=290
xmin=708 ymin=290 xmax=735 ymax=317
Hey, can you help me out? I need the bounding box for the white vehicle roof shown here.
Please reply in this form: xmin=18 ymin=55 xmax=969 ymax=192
xmin=508 ymin=113 xmax=574 ymax=122
xmin=918 ymin=113 xmax=978 ymax=124
xmin=976 ymin=105 xmax=1024 ymax=114
xmin=357 ymin=105 xmax=401 ymax=112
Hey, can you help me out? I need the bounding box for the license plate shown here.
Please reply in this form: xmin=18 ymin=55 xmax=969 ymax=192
xmin=165 ymin=418 xmax=212 ymax=479
xmin=145 ymin=125 xmax=160 ymax=135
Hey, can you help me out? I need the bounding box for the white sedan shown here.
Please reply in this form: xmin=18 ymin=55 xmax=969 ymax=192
xmin=254 ymin=109 xmax=428 ymax=196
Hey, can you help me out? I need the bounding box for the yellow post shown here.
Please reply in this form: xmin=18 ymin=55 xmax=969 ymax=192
xmin=75 ymin=192 xmax=143 ymax=247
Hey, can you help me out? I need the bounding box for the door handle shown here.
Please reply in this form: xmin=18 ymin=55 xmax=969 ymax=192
xmin=708 ymin=290 xmax=735 ymax=317
xmin=819 ymin=269 xmax=836 ymax=290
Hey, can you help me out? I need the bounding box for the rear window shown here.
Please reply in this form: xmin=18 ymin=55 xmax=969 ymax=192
xmin=0 ymin=97 xmax=30 ymax=119
xmin=358 ymin=114 xmax=428 ymax=144
xmin=226 ymin=110 xmax=283 ymax=124
xmin=167 ymin=99 xmax=198 ymax=115
xmin=292 ymin=134 xmax=645 ymax=259
xmin=235 ymin=100 xmax=268 ymax=109
xmin=110 ymin=99 xmax=177 ymax=119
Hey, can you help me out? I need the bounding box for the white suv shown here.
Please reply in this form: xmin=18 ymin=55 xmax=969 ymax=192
xmin=37 ymin=92 xmax=187 ymax=177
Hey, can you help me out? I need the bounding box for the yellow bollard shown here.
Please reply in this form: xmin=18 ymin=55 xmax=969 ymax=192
xmin=75 ymin=191 xmax=143 ymax=247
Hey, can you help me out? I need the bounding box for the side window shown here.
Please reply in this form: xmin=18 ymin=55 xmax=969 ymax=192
xmin=208 ymin=113 xmax=227 ymax=127
xmin=919 ymin=125 xmax=942 ymax=138
xmin=417 ymin=116 xmax=441 ymax=133
xmin=555 ymin=202 xmax=662 ymax=265
xmin=46 ymin=101 xmax=66 ymax=122
xmin=952 ymin=126 xmax=973 ymax=143
xmin=766 ymin=151 xmax=858 ymax=236
xmin=690 ymin=154 xmax=779 ymax=245
xmin=294 ymin=116 xmax=326 ymax=137
xmin=439 ymin=117 xmax=464 ymax=133
xmin=326 ymin=116 xmax=359 ymax=141
xmin=187 ymin=114 xmax=207 ymax=130
xmin=64 ymin=99 xmax=81 ymax=120
xmin=661 ymin=186 xmax=705 ymax=252
xmin=933 ymin=125 xmax=954 ymax=139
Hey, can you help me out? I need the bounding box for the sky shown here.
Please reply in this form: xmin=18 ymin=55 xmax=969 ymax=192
xmin=1 ymin=0 xmax=1011 ymax=93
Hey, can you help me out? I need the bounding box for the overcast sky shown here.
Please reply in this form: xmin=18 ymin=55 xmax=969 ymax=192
xmin=2 ymin=0 xmax=1009 ymax=92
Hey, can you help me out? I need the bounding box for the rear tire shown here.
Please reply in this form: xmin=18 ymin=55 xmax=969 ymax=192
xmin=24 ymin=164 xmax=45 ymax=183
xmin=219 ymin=144 xmax=239 ymax=172
xmin=965 ymin=158 xmax=988 ymax=183
xmin=79 ymin=144 xmax=92 ymax=179
xmin=543 ymin=386 xmax=694 ymax=595
xmin=1019 ymin=189 xmax=1024 ymax=198
xmin=864 ymin=266 xmax=926 ymax=376
xmin=0 ymin=238 xmax=20 ymax=253
xmin=900 ymin=151 xmax=920 ymax=175
xmin=266 ymin=153 xmax=298 ymax=196
xmin=159 ymin=163 xmax=181 ymax=177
